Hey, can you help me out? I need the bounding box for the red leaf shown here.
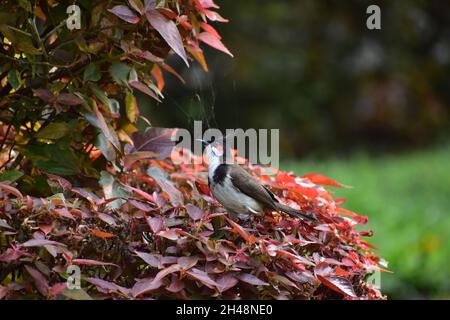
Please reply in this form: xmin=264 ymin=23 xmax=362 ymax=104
xmin=25 ymin=265 xmax=49 ymax=296
xmin=224 ymin=216 xmax=257 ymax=244
xmin=151 ymin=64 xmax=165 ymax=91
xmin=204 ymin=9 xmax=228 ymax=23
xmin=108 ymin=5 xmax=140 ymax=24
xmin=145 ymin=10 xmax=189 ymax=66
xmin=237 ymin=273 xmax=268 ymax=286
xmin=88 ymin=228 xmax=115 ymax=238
xmin=337 ymin=207 xmax=368 ymax=224
xmin=185 ymin=204 xmax=204 ymax=221
xmin=199 ymin=22 xmax=221 ymax=39
xmin=159 ymin=63 xmax=185 ymax=84
xmin=72 ymin=259 xmax=117 ymax=267
xmin=198 ymin=32 xmax=233 ymax=57
xmin=303 ymin=173 xmax=347 ymax=188
xmin=317 ymin=275 xmax=357 ymax=298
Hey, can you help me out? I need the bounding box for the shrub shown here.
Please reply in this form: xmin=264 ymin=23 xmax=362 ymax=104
xmin=0 ymin=146 xmax=385 ymax=299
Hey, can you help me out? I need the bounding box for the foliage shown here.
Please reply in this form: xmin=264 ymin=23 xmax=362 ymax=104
xmin=0 ymin=0 xmax=386 ymax=300
xmin=0 ymin=0 xmax=231 ymax=190
xmin=284 ymin=145 xmax=450 ymax=299
xmin=1 ymin=148 xmax=384 ymax=299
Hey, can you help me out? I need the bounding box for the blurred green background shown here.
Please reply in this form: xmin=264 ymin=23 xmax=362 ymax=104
xmin=144 ymin=0 xmax=450 ymax=298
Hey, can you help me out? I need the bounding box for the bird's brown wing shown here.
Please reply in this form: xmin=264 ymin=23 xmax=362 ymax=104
xmin=228 ymin=164 xmax=278 ymax=210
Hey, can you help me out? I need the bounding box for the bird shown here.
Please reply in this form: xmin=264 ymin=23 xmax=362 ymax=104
xmin=199 ymin=138 xmax=317 ymax=223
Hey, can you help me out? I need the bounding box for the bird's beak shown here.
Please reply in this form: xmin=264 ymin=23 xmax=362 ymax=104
xmin=196 ymin=139 xmax=209 ymax=147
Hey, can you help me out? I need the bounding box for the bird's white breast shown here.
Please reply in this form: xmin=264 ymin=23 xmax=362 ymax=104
xmin=211 ymin=174 xmax=263 ymax=216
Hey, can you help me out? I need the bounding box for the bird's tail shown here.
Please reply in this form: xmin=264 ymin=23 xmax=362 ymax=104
xmin=275 ymin=203 xmax=317 ymax=222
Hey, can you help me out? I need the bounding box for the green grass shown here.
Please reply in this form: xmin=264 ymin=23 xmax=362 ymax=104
xmin=283 ymin=145 xmax=450 ymax=299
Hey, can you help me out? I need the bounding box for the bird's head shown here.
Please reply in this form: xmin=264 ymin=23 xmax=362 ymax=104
xmin=197 ymin=137 xmax=224 ymax=161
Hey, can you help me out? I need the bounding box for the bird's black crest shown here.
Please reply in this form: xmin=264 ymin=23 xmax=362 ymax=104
xmin=213 ymin=164 xmax=229 ymax=185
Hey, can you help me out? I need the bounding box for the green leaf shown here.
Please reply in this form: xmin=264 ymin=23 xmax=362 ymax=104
xmin=7 ymin=69 xmax=20 ymax=89
xmin=109 ymin=63 xmax=131 ymax=86
xmin=0 ymin=169 xmax=24 ymax=182
xmin=24 ymin=142 xmax=80 ymax=176
xmin=83 ymin=63 xmax=101 ymax=82
xmin=35 ymin=122 xmax=70 ymax=140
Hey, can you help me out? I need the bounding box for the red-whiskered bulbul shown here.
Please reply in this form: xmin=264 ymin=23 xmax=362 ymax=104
xmin=199 ymin=139 xmax=317 ymax=222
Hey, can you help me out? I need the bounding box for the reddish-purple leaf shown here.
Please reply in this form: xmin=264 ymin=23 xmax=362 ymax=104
xmin=33 ymin=89 xmax=55 ymax=104
xmin=177 ymin=256 xmax=199 ymax=270
xmin=129 ymin=127 xmax=177 ymax=161
xmin=0 ymin=182 xmax=23 ymax=199
xmin=108 ymin=5 xmax=140 ymax=24
xmin=97 ymin=212 xmax=117 ymax=226
xmin=216 ymin=273 xmax=238 ymax=293
xmin=129 ymin=80 xmax=161 ymax=102
xmin=93 ymin=103 xmax=120 ymax=150
xmin=166 ymin=274 xmax=184 ymax=293
xmin=146 ymin=216 xmax=164 ymax=233
xmin=0 ymin=247 xmax=30 ymax=262
xmin=0 ymin=285 xmax=8 ymax=300
xmin=145 ymin=9 xmax=189 ymax=66
xmin=133 ymin=264 xmax=181 ymax=297
xmin=22 ymin=239 xmax=66 ymax=248
xmin=157 ymin=229 xmax=180 ymax=241
xmin=147 ymin=167 xmax=184 ymax=206
xmin=317 ymin=275 xmax=357 ymax=298
xmin=49 ymin=283 xmax=67 ymax=298
xmin=51 ymin=208 xmax=75 ymax=221
xmin=25 ymin=265 xmax=49 ymax=296
xmin=85 ymin=277 xmax=131 ymax=296
xmin=131 ymin=276 xmax=163 ymax=297
xmin=134 ymin=251 xmax=161 ymax=268
xmin=185 ymin=268 xmax=217 ymax=289
xmin=185 ymin=204 xmax=204 ymax=221
xmin=237 ymin=273 xmax=269 ymax=286
xmin=199 ymin=32 xmax=233 ymax=57
xmin=55 ymin=93 xmax=84 ymax=106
